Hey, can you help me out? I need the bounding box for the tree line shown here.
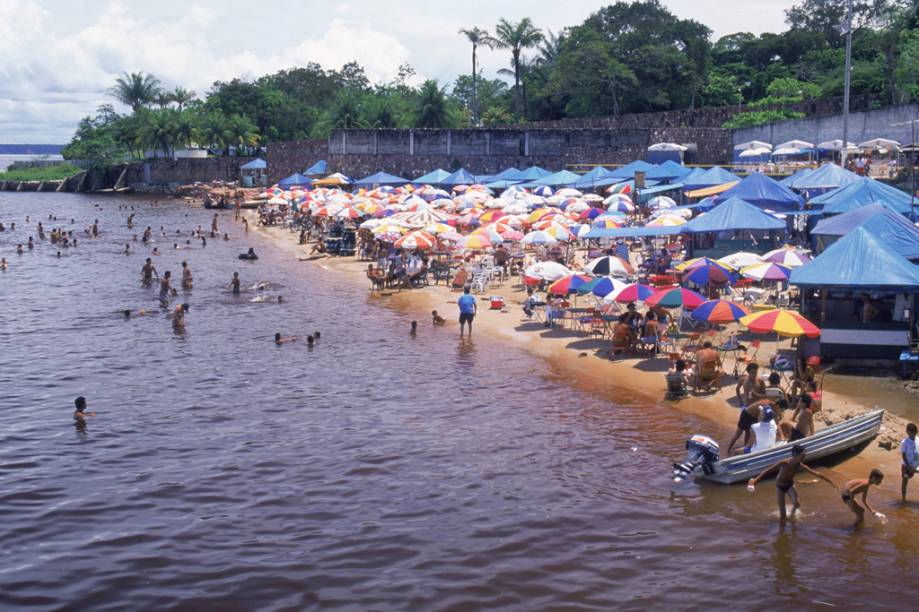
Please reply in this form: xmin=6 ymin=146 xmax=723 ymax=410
xmin=65 ymin=0 xmax=918 ymax=166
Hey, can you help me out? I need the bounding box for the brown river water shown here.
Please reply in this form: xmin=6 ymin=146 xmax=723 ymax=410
xmin=1 ymin=192 xmax=918 ymax=609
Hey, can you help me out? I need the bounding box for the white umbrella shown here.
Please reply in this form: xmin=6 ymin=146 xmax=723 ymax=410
xmin=648 ymin=142 xmax=688 ymax=152
xmin=775 ymin=139 xmax=814 ymax=150
xmin=522 ymin=230 xmax=559 ymax=245
xmin=739 ymin=147 xmax=772 ymax=158
xmin=556 ymin=188 xmax=583 ymax=197
xmin=718 ymin=251 xmax=763 ymax=269
xmin=647 ymin=196 xmax=676 ymax=210
xmin=772 ymin=146 xmax=806 ymax=156
xmin=858 ymin=138 xmax=901 ymax=150
xmin=735 ymin=140 xmax=772 ymax=151
xmin=817 ymin=139 xmax=857 ymax=151
xmin=524 ymin=261 xmax=571 ymax=281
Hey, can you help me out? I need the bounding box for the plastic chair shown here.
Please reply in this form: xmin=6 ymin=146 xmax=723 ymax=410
xmin=733 ymin=339 xmax=761 ymax=376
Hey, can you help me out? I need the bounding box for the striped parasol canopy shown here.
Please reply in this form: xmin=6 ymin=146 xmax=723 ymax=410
xmin=547 ymin=274 xmax=593 ymax=295
xmin=690 ymin=299 xmax=750 ymax=324
xmin=459 ymin=233 xmax=492 ymax=250
xmin=762 ymin=246 xmax=812 ymax=268
xmin=394 ymin=231 xmax=436 ymax=250
xmin=584 ymin=255 xmax=634 ymax=277
xmin=577 ymin=276 xmax=629 ymax=298
xmin=739 ymin=309 xmax=821 ymax=338
xmin=645 ymin=287 xmax=706 ymax=309
xmin=606 ymin=282 xmax=655 ymax=304
xmin=740 ymin=261 xmax=792 ymax=282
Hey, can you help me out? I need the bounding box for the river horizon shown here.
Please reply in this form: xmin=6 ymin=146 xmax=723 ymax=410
xmin=2 ymin=192 xmax=918 ymax=609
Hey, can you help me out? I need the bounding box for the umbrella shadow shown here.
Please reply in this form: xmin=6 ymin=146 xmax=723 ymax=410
xmin=632 ymin=357 xmax=671 ymax=373
xmin=514 ymin=321 xmax=546 ymax=333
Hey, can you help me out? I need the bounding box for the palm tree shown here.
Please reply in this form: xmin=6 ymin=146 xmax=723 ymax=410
xmin=330 ymin=94 xmax=365 ymax=129
xmin=172 ymin=86 xmax=196 ymax=110
xmin=224 ymin=114 xmax=260 ymax=155
xmin=414 ymin=80 xmax=450 ymax=128
xmin=109 ymin=72 xmax=161 ymax=112
xmin=458 ymin=26 xmax=496 ymax=125
xmin=153 ymin=91 xmax=174 ymax=110
xmin=493 ymin=18 xmax=544 ymax=117
xmin=139 ymin=109 xmax=178 ymax=158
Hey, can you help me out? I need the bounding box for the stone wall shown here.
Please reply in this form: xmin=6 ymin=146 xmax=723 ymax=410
xmin=732 ymin=103 xmax=919 ymax=149
xmin=263 ymin=127 xmax=731 ymax=182
xmin=121 ymin=157 xmax=256 ymax=189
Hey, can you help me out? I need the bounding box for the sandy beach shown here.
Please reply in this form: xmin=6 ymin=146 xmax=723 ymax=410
xmin=249 ymin=210 xmax=914 ymax=481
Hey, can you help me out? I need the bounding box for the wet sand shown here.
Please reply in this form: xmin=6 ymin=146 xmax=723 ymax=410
xmin=252 ymin=213 xmax=915 ymax=481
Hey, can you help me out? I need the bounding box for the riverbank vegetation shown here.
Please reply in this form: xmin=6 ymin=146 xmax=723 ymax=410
xmin=63 ymin=0 xmax=918 ymax=167
xmin=0 ymin=164 xmax=83 ymax=182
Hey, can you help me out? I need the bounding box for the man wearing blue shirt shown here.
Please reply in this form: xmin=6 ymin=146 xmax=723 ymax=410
xmin=457 ymin=287 xmax=477 ymax=336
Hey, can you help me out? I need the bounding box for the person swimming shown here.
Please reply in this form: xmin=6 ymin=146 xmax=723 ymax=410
xmin=239 ymin=247 xmax=258 ymax=260
xmin=73 ymin=396 xmax=96 ymax=422
xmin=274 ymin=332 xmax=298 ymax=345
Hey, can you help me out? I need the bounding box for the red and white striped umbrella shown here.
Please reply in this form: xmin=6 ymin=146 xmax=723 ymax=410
xmin=394 ymin=230 xmax=437 ymax=250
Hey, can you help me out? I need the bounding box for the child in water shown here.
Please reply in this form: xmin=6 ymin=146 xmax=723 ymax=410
xmin=748 ymin=444 xmax=836 ymax=522
xmin=841 ymin=469 xmax=885 ymax=528
xmin=73 ymin=396 xmax=96 ymax=422
xmin=432 ymin=310 xmax=446 ymax=326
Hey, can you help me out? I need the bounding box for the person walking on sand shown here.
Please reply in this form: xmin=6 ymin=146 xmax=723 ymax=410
xmin=458 ymin=287 xmax=477 ymax=336
xmin=748 ymin=444 xmax=836 ymax=523
xmin=901 ymin=423 xmax=918 ymax=500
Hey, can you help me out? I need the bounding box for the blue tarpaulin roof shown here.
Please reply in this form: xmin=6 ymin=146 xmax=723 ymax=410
xmin=521 ymin=169 xmax=582 ymax=187
xmin=353 ymin=171 xmax=409 ymax=186
xmin=277 ymin=172 xmax=312 ymax=187
xmin=679 ymin=167 xmax=708 ymax=189
xmin=683 ymin=166 xmax=739 ymax=190
xmin=610 ymin=160 xmax=656 ymax=179
xmin=779 ymin=167 xmax=813 ymax=187
xmin=441 ymin=168 xmax=477 ymax=186
xmin=788 ymin=163 xmax=859 ymax=191
xmin=812 ymin=203 xmax=919 ymax=259
xmin=240 ymin=158 xmax=267 ymax=170
xmin=646 ymin=160 xmax=691 ymax=181
xmin=304 ymin=160 xmax=328 ymax=176
xmin=790 ymin=226 xmax=919 ymax=289
xmin=637 ymin=183 xmax=684 ymax=202
xmin=583 ymin=225 xmax=684 ymax=239
xmin=715 ymin=172 xmax=804 ymax=211
xmin=514 ymin=166 xmax=551 ymax=181
xmin=476 ymin=167 xmax=521 ymax=183
xmin=572 ymin=166 xmax=615 ymax=189
xmin=412 ymin=168 xmax=451 ymax=184
xmin=809 ymin=177 xmax=914 ymax=215
xmin=683 ymin=197 xmax=786 ymax=233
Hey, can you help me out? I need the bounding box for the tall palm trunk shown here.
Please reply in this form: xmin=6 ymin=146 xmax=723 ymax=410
xmin=472 ymin=45 xmax=479 ymax=124
xmin=513 ymin=50 xmax=521 ymax=116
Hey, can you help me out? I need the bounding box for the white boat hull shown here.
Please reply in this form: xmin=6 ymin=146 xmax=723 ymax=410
xmin=696 ymin=409 xmax=884 ymax=484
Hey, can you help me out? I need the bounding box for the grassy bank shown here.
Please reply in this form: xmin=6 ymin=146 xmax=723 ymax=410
xmin=0 ymin=163 xmax=82 ymax=182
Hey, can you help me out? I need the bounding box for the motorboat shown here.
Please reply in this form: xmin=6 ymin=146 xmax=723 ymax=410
xmin=673 ymin=408 xmax=884 ymax=484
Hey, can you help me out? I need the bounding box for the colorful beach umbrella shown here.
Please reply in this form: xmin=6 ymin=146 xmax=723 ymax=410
xmin=690 ymin=299 xmax=750 ymax=324
xmin=739 ymin=309 xmax=821 ymax=338
xmin=394 ymin=231 xmax=436 ymax=250
xmin=718 ymin=251 xmax=763 ymax=269
xmin=763 ymin=247 xmax=812 ymax=268
xmin=577 ymin=276 xmax=628 ymax=298
xmin=646 ymin=214 xmax=686 ymax=227
xmin=606 ymin=283 xmax=655 ymax=304
xmin=459 ymin=234 xmax=492 ymax=250
xmin=740 ymin=261 xmax=792 ymax=282
xmin=521 ymin=230 xmax=558 ymax=245
xmin=584 ymin=255 xmax=634 ymax=277
xmin=683 ymin=264 xmax=735 ymax=286
xmin=645 ymin=287 xmax=706 ymax=309
xmin=547 ymin=274 xmax=593 ymax=295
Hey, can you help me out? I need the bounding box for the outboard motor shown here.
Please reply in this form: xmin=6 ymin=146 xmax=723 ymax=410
xmin=673 ymin=435 xmax=720 ymax=482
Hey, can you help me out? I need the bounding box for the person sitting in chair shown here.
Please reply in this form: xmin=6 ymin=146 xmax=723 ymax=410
xmin=666 ymin=359 xmax=690 ymax=398
xmin=694 ymin=342 xmax=723 ymax=393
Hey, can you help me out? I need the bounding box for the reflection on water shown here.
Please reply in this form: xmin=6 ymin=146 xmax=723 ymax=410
xmin=1 ymin=192 xmax=918 ymax=608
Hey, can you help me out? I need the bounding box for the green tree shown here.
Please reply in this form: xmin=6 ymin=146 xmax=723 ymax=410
xmin=139 ymin=109 xmax=179 ymax=158
xmin=896 ymin=28 xmax=919 ymax=100
xmin=109 ymin=71 xmax=161 ymax=112
xmin=414 ymin=80 xmax=452 ymax=128
xmin=458 ymin=26 xmax=497 ymax=124
xmin=493 ymin=17 xmax=544 ymax=116
xmin=172 ymin=86 xmax=196 ymax=110
xmin=701 ymin=69 xmax=744 ymax=106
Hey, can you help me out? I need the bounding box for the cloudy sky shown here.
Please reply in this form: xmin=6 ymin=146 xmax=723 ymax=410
xmin=0 ymin=0 xmax=799 ymax=143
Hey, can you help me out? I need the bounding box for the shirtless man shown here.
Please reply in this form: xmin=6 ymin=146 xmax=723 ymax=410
xmin=172 ymin=303 xmax=189 ymax=333
xmin=780 ymin=394 xmax=816 ymax=442
xmin=735 ymin=363 xmax=764 ymax=407
xmin=230 ymin=272 xmax=241 ymax=295
xmin=748 ymin=444 xmax=836 ymax=523
xmin=73 ymin=396 xmax=96 ymax=422
xmin=694 ymin=342 xmax=723 ymax=393
xmin=726 ymin=399 xmax=788 ymax=455
xmin=141 ymin=258 xmax=158 ymax=286
xmin=181 ymin=261 xmax=193 ymax=290
xmin=841 ymin=470 xmax=885 ymax=528
xmin=159 ymin=271 xmax=173 ymax=301
xmin=274 ymin=332 xmax=298 ymax=345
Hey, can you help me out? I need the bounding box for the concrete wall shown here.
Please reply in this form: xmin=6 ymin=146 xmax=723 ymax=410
xmin=123 ymin=157 xmax=255 ymax=188
xmin=732 ymin=104 xmax=919 ymax=147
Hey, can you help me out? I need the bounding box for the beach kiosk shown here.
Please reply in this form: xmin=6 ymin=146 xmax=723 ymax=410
xmin=791 ymin=226 xmax=919 ymax=363
xmin=240 ymin=158 xmax=267 ymax=187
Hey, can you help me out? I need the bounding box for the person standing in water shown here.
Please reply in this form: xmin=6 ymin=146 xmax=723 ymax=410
xmin=211 ymin=213 xmax=219 ymax=235
xmin=841 ymin=470 xmax=886 ymax=528
xmin=141 ymin=258 xmax=158 ymax=286
xmin=181 ymin=261 xmax=193 ymax=290
xmin=160 ymin=271 xmax=173 ymax=301
xmin=457 ymin=287 xmax=477 ymax=337
xmin=73 ymin=396 xmax=96 ymax=422
xmin=747 ymin=444 xmax=836 ymax=523
xmin=230 ymin=272 xmax=241 ymax=295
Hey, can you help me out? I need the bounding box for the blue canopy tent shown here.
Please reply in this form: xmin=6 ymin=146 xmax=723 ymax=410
xmin=715 ymin=172 xmax=804 ymax=212
xmin=645 ymin=160 xmax=691 ymax=182
xmin=636 ymin=183 xmax=684 ymax=203
xmin=682 ymin=166 xmax=739 ymax=191
xmin=240 ymin=158 xmax=267 ymax=170
xmin=277 ymin=172 xmax=312 ymax=188
xmin=812 ymin=203 xmax=919 ymax=259
xmin=441 ymin=168 xmax=477 ymax=186
xmin=476 ymin=167 xmax=521 ymax=184
xmin=788 ymin=163 xmax=859 ymax=193
xmin=779 ymin=166 xmax=813 ymax=187
xmin=515 ymin=166 xmax=551 ymax=181
xmin=353 ymin=171 xmax=410 ymax=187
xmin=682 ymin=197 xmax=786 ymax=233
xmin=809 ymin=177 xmax=914 ymax=215
xmin=412 ymin=168 xmax=451 ymax=185
xmin=583 ymin=226 xmax=683 ymax=239
xmin=521 ymin=169 xmax=582 ymax=188
xmin=610 ymin=160 xmax=656 ymax=179
xmin=485 ymin=179 xmax=524 ymax=190
xmin=572 ymin=166 xmax=615 ymax=189
xmin=791 ymin=226 xmax=919 ymax=289
xmin=304 ymin=160 xmax=328 ymax=176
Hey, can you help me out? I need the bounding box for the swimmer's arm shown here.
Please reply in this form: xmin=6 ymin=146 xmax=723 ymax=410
xmin=799 ymin=463 xmax=836 ymax=487
xmin=750 ymin=459 xmax=784 ymax=486
xmin=861 ymin=489 xmax=877 ymax=515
